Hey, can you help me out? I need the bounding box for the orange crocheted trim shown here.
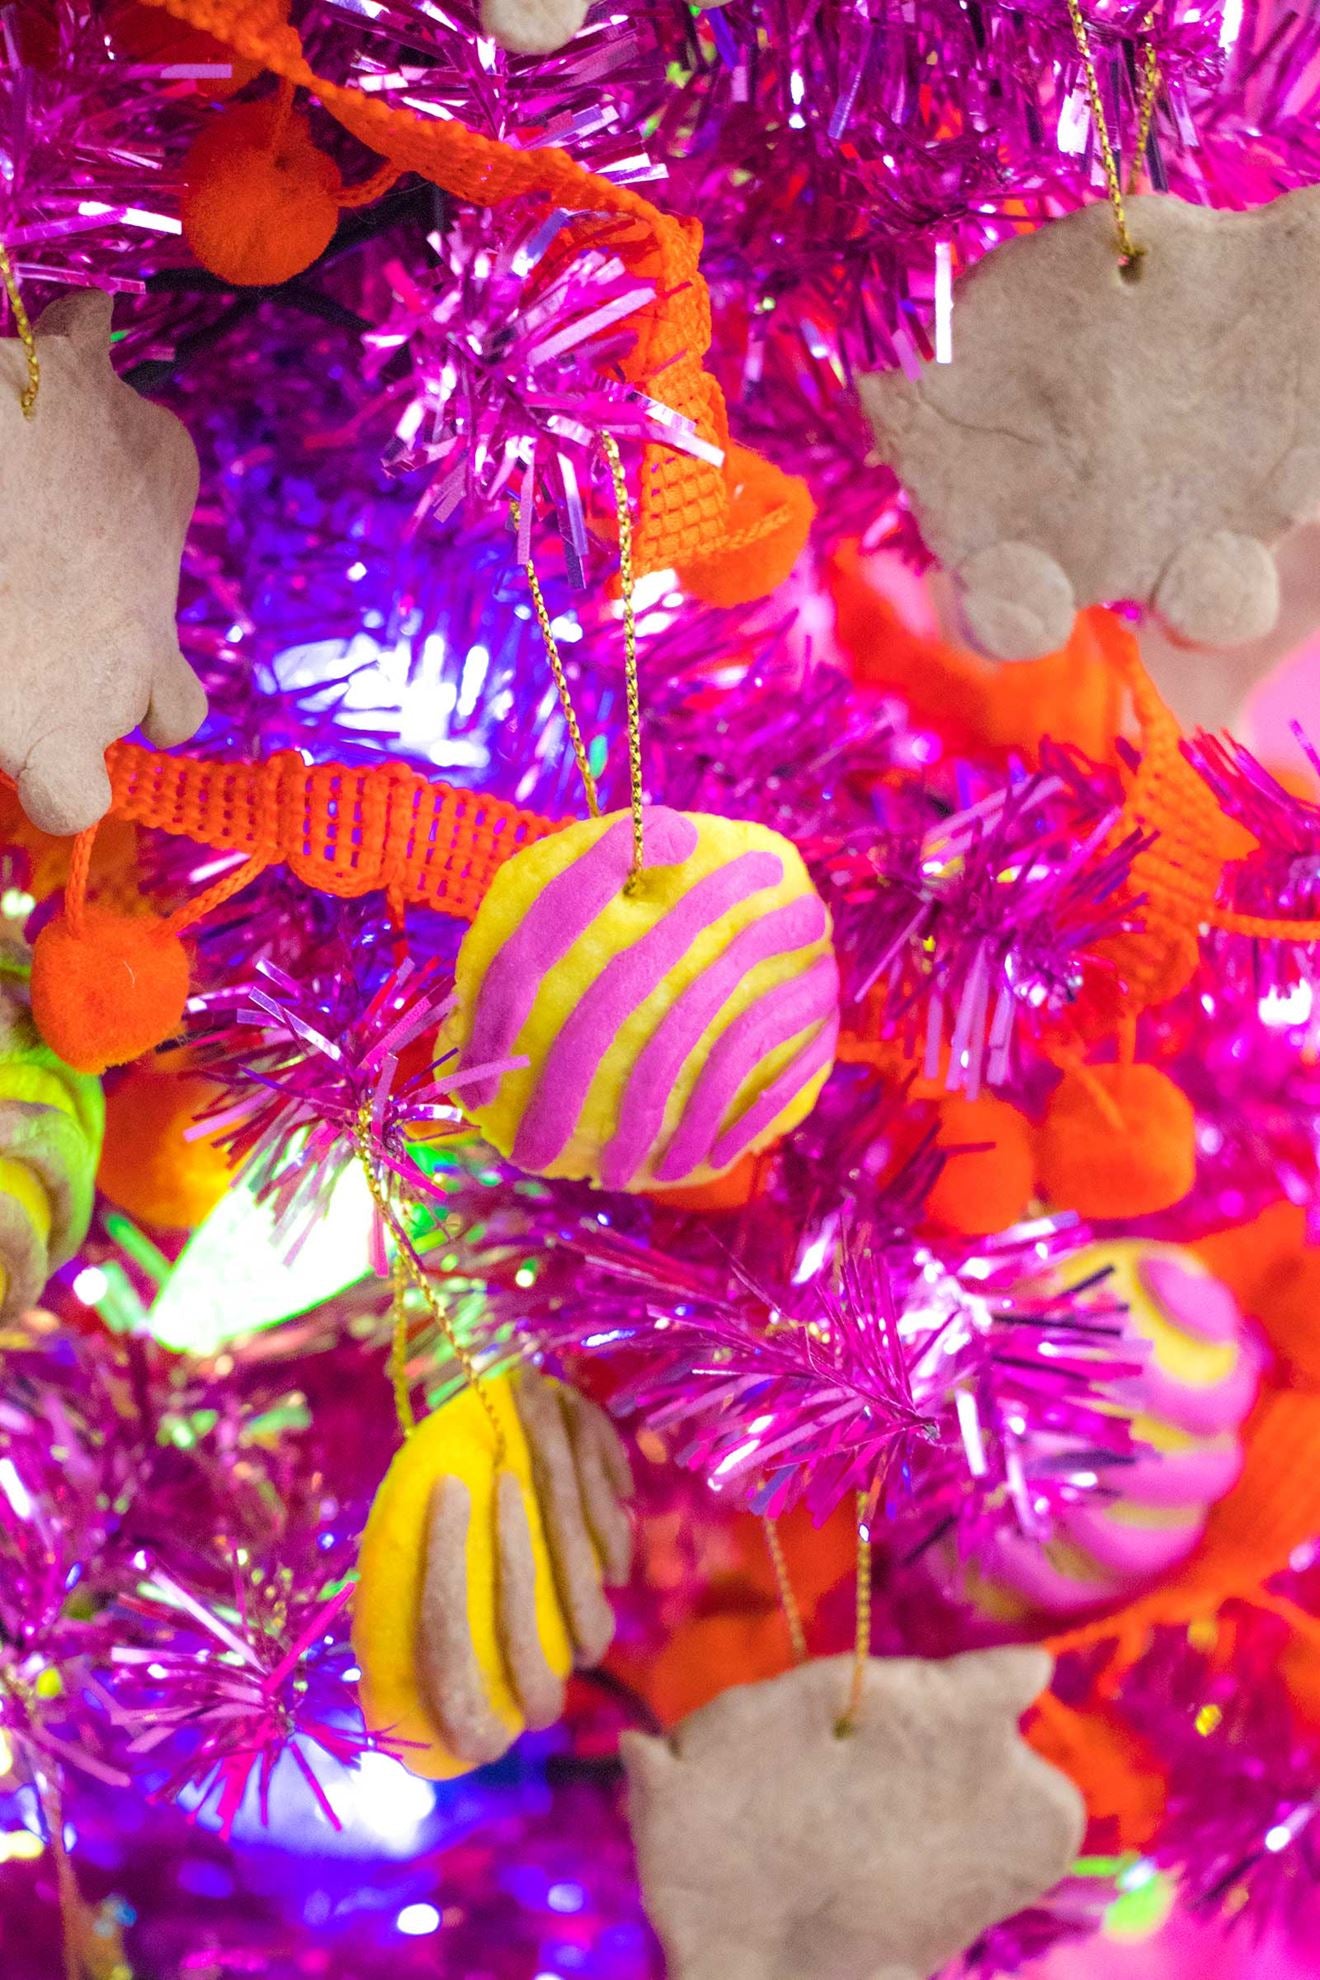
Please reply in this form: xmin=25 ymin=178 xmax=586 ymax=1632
xmin=102 ymin=741 xmax=560 ymax=922
xmin=142 ymin=0 xmax=813 ymax=592
xmin=1098 ymin=630 xmax=1237 ymax=1015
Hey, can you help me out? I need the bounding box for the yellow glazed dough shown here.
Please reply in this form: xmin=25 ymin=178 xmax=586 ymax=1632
xmin=353 ymin=1377 xmax=575 ymax=1781
xmin=446 ymin=806 xmax=839 ymax=1190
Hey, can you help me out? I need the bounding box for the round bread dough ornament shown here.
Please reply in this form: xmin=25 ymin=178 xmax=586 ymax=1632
xmin=968 ymin=1242 xmax=1262 ymax=1621
xmin=446 ymin=805 xmax=839 ymax=1191
xmin=353 ymin=1369 xmax=633 ymax=1780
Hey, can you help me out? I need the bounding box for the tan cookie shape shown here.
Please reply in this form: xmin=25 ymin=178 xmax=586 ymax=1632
xmin=0 ymin=290 xmax=206 ymax=834
xmin=622 ymin=1647 xmax=1084 ymax=1980
xmin=859 ymin=189 xmax=1320 ymax=662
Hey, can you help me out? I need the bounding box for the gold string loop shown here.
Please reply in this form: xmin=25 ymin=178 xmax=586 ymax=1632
xmin=523 ymin=433 xmax=645 ymax=881
xmin=352 ymin=1102 xmax=505 ymax=1458
xmin=518 ymin=510 xmax=602 ymax=819
xmin=601 ymin=432 xmax=646 ymax=888
xmin=0 ymin=239 xmax=39 ymax=417
xmin=762 ymin=1517 xmax=809 ymax=1665
xmin=1064 ymin=0 xmax=1162 ymax=274
xmin=836 ymin=1492 xmax=872 ymax=1737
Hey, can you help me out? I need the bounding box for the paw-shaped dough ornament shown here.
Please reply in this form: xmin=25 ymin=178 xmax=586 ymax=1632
xmin=0 ymin=290 xmax=206 ymax=834
xmin=353 ymin=1369 xmax=633 ymax=1779
xmin=623 ymin=1648 xmax=1084 ymax=1980
xmin=860 ymin=189 xmax=1320 ymax=662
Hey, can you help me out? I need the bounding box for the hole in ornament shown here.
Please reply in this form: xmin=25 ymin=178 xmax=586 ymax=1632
xmin=1119 ymin=249 xmax=1146 ymax=284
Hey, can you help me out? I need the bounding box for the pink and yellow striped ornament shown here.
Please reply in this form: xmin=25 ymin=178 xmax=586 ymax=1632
xmin=969 ymin=1241 xmax=1263 ymax=1621
xmin=446 ymin=806 xmax=839 ymax=1191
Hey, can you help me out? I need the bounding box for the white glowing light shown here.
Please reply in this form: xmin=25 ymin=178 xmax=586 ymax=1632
xmin=0 ymin=1459 xmax=32 ymax=1521
xmin=269 ymin=625 xmax=487 ymax=771
xmin=147 ymin=1163 xmax=375 ymax=1354
xmin=934 ymin=242 xmax=954 ymax=365
xmin=793 ymin=1231 xmax=831 ymax=1283
xmin=1264 ymin=1824 xmax=1293 ymax=1854
xmin=1260 ymin=981 xmax=1314 ymax=1030
xmin=1057 ymin=89 xmax=1090 ymax=156
xmin=712 ymin=1437 xmax=762 ymax=1478
xmin=73 ymin=1266 xmax=109 ymax=1306
xmin=397 ymin=1902 xmax=442 ymax=1936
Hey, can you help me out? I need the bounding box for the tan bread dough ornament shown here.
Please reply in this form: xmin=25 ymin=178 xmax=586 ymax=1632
xmin=860 ymin=189 xmax=1320 ymax=662
xmin=0 ymin=290 xmax=206 ymax=834
xmin=353 ymin=1368 xmax=633 ymax=1779
xmin=623 ymin=1647 xmax=1084 ymax=1980
xmin=1138 ymin=518 xmax=1320 ymax=732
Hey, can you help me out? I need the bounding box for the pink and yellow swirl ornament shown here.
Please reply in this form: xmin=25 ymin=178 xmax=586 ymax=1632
xmin=971 ymin=1241 xmax=1263 ymax=1621
xmin=446 ymin=806 xmax=839 ymax=1191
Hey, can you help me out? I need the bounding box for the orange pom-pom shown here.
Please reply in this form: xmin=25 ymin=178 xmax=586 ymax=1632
xmin=924 ymin=1093 xmax=1035 ymax=1237
xmin=31 ymin=908 xmax=190 ymax=1076
xmin=181 ymin=101 xmax=342 ymax=287
xmin=98 ymin=1057 xmax=233 ymax=1231
xmin=1037 ymin=1063 xmax=1196 ymax=1220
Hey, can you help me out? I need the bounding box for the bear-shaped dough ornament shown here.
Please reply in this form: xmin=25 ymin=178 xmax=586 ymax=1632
xmin=624 ymin=1648 xmax=1084 ymax=1980
xmin=860 ymin=189 xmax=1320 ymax=663
xmin=0 ymin=289 xmax=206 ymax=833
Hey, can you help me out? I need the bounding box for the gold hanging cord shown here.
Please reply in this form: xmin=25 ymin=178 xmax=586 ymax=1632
xmin=0 ymin=239 xmax=40 ymax=417
xmin=1063 ymin=1 xmax=1162 ymax=270
xmin=521 ymin=433 xmax=646 ymax=885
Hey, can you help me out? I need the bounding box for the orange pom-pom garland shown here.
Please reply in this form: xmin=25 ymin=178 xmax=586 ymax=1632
xmin=1036 ymin=1061 xmax=1196 ymax=1221
xmin=29 ymin=833 xmax=269 ymax=1076
xmin=31 ymin=907 xmax=191 ymax=1077
xmin=924 ymin=1092 xmax=1036 ymax=1238
xmin=98 ymin=1056 xmax=234 ymax=1231
xmin=181 ymin=96 xmax=344 ymax=287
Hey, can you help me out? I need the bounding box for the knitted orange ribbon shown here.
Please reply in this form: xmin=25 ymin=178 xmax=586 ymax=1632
xmin=142 ymin=0 xmax=814 ymax=598
xmin=63 ymin=627 xmax=1288 ymax=1006
xmin=99 ymin=739 xmax=559 ymax=922
xmin=1093 ymin=631 xmax=1320 ymax=1012
xmin=1096 ymin=630 xmax=1238 ymax=1016
xmin=1046 ymin=1382 xmax=1320 ymax=1681
xmin=1027 ymin=1244 xmax=1320 ymax=1843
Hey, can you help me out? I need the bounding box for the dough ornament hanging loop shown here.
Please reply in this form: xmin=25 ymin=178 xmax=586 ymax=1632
xmin=0 ymin=237 xmax=39 ymax=417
